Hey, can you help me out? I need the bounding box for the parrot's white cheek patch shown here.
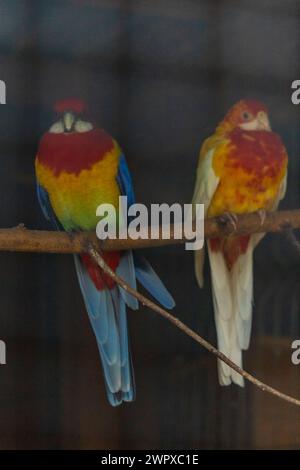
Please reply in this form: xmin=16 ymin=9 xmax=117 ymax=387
xmin=49 ymin=121 xmax=64 ymax=134
xmin=75 ymin=120 xmax=93 ymax=133
xmin=239 ymin=119 xmax=259 ymax=131
xmin=49 ymin=119 xmax=93 ymax=134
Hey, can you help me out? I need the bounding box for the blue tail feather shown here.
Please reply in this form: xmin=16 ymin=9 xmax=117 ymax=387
xmin=133 ymin=254 xmax=175 ymax=309
xmin=74 ymin=250 xmax=174 ymax=407
xmin=117 ymin=251 xmax=139 ymax=310
xmin=74 ymin=254 xmax=134 ymax=406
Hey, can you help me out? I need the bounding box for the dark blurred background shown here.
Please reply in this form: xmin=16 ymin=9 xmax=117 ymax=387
xmin=0 ymin=0 xmax=300 ymax=450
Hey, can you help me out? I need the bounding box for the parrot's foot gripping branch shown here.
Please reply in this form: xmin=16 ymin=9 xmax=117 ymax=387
xmin=218 ymin=211 xmax=239 ymax=231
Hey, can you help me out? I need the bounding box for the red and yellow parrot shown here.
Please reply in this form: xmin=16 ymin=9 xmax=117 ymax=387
xmin=35 ymin=99 xmax=175 ymax=406
xmin=192 ymin=100 xmax=288 ymax=386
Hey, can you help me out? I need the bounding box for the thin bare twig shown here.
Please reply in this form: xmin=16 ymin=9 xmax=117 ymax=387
xmin=87 ymin=243 xmax=300 ymax=408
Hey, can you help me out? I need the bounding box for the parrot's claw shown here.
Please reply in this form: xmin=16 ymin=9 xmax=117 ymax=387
xmin=219 ymin=211 xmax=238 ymax=231
xmin=257 ymin=209 xmax=267 ymax=226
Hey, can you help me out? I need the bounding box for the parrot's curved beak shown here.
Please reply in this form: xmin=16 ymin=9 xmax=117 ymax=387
xmin=257 ymin=111 xmax=271 ymax=131
xmin=63 ymin=112 xmax=75 ymax=133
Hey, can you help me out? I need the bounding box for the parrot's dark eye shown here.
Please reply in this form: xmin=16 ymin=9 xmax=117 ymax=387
xmin=242 ymin=111 xmax=252 ymax=121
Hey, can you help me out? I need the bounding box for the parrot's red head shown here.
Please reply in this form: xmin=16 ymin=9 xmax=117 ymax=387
xmin=38 ymin=98 xmax=114 ymax=175
xmin=50 ymin=98 xmax=93 ymax=134
xmin=217 ymin=100 xmax=271 ymax=134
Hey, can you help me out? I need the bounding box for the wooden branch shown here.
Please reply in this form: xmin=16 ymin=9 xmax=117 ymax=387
xmin=1 ymin=209 xmax=300 ymax=253
xmin=88 ymin=243 xmax=300 ymax=408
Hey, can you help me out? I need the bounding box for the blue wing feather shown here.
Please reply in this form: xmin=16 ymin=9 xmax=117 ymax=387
xmin=116 ymin=155 xmax=175 ymax=310
xmin=133 ymin=254 xmax=175 ymax=309
xmin=116 ymin=154 xmax=136 ymax=206
xmin=36 ymin=183 xmax=62 ymax=230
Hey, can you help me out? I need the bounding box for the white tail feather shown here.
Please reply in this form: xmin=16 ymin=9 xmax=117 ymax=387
xmin=195 ymin=249 xmax=205 ymax=288
xmin=207 ymin=239 xmax=254 ymax=387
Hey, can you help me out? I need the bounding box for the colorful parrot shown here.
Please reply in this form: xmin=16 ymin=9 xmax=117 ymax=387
xmin=192 ymin=100 xmax=288 ymax=386
xmin=35 ymin=99 xmax=175 ymax=406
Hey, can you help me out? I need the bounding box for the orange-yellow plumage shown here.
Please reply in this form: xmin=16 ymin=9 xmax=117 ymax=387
xmin=207 ymin=131 xmax=287 ymax=218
